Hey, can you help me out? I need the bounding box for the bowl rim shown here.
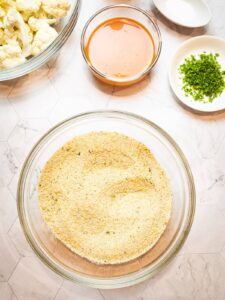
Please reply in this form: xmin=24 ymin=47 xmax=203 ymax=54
xmin=80 ymin=4 xmax=162 ymax=84
xmin=0 ymin=0 xmax=81 ymax=81
xmin=17 ymin=110 xmax=195 ymax=289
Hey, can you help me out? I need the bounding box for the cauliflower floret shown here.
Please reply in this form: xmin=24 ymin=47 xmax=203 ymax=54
xmin=0 ymin=41 xmax=25 ymax=69
xmin=16 ymin=0 xmax=41 ymax=13
xmin=28 ymin=16 xmax=56 ymax=31
xmin=19 ymin=5 xmax=56 ymax=22
xmin=41 ymin=0 xmax=71 ymax=18
xmin=0 ymin=0 xmax=70 ymax=69
xmin=4 ymin=8 xmax=31 ymax=57
xmin=31 ymin=22 xmax=58 ymax=56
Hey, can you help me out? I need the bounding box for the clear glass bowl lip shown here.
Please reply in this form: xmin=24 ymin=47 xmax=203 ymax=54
xmin=80 ymin=4 xmax=162 ymax=83
xmin=17 ymin=110 xmax=195 ymax=289
xmin=0 ymin=0 xmax=81 ymax=82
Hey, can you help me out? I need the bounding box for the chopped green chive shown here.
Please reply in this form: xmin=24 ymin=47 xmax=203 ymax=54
xmin=179 ymin=52 xmax=225 ymax=103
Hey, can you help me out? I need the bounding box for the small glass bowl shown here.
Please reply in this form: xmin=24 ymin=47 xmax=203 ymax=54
xmin=0 ymin=0 xmax=80 ymax=81
xmin=81 ymin=5 xmax=162 ymax=86
xmin=18 ymin=111 xmax=195 ymax=289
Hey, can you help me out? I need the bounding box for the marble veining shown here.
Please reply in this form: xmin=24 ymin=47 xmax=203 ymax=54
xmin=0 ymin=0 xmax=225 ymax=299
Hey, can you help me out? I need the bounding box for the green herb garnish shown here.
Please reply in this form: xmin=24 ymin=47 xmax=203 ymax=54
xmin=179 ymin=52 xmax=225 ymax=103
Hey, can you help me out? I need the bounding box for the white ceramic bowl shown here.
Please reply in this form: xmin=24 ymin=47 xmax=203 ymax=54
xmin=169 ymin=35 xmax=225 ymax=114
xmin=153 ymin=0 xmax=211 ymax=28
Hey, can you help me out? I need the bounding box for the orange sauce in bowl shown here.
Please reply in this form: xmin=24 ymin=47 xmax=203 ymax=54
xmin=84 ymin=18 xmax=155 ymax=83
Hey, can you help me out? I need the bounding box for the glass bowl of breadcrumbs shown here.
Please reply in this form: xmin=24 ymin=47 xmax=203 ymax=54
xmin=17 ymin=110 xmax=195 ymax=289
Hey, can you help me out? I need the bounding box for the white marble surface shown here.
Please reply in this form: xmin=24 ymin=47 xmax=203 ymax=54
xmin=0 ymin=0 xmax=225 ymax=299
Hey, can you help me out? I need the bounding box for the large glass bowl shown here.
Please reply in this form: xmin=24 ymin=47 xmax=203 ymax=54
xmin=17 ymin=111 xmax=195 ymax=289
xmin=0 ymin=0 xmax=80 ymax=81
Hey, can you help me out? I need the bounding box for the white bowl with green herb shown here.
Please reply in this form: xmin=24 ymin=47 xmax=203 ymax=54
xmin=169 ymin=36 xmax=225 ymax=113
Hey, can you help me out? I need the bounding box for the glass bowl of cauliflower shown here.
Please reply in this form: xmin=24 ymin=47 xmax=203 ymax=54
xmin=0 ymin=0 xmax=80 ymax=80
